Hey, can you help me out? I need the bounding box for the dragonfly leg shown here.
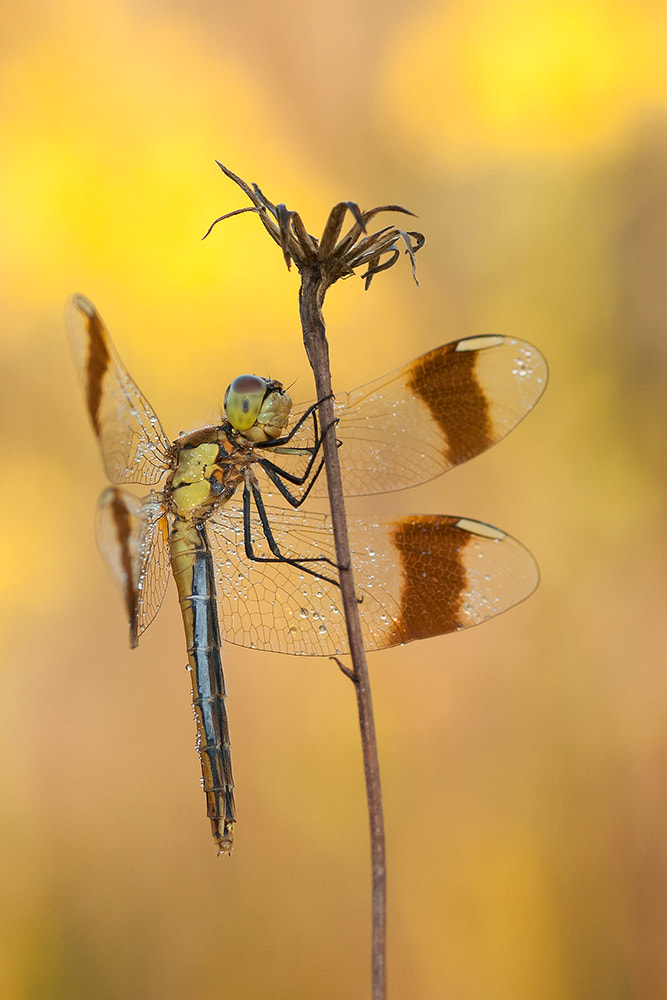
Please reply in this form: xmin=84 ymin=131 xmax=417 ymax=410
xmin=242 ymin=481 xmax=343 ymax=587
xmin=259 ymin=453 xmax=326 ymax=505
xmin=260 ymin=394 xmax=333 ymax=449
xmin=256 ymin=414 xmax=339 ymax=503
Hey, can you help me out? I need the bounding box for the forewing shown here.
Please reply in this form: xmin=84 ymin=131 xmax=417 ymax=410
xmin=96 ymin=487 xmax=171 ymax=647
xmin=206 ymin=503 xmax=539 ymax=656
xmin=67 ymin=294 xmax=171 ymax=485
xmin=284 ymin=337 xmax=547 ymax=497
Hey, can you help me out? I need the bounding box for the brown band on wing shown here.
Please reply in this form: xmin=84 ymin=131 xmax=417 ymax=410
xmin=387 ymin=516 xmax=470 ymax=644
xmin=109 ymin=489 xmax=139 ymax=647
xmin=82 ymin=305 xmax=110 ymax=438
xmin=407 ymin=343 xmax=493 ymax=466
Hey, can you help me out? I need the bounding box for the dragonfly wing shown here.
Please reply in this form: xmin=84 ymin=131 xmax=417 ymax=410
xmin=66 ymin=294 xmax=171 ymax=485
xmin=206 ymin=503 xmax=539 ymax=656
xmin=96 ymin=487 xmax=171 ymax=647
xmin=286 ymin=337 xmax=547 ymax=497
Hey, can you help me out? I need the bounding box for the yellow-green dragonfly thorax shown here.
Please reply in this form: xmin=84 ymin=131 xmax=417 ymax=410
xmin=165 ymin=425 xmax=240 ymax=520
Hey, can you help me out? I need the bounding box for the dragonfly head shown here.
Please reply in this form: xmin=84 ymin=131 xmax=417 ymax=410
xmin=224 ymin=374 xmax=292 ymax=442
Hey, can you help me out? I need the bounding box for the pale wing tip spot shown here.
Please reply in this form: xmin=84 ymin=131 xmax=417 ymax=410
xmin=455 ymin=518 xmax=506 ymax=541
xmin=455 ymin=335 xmax=504 ymax=352
xmin=71 ymin=292 xmax=96 ymax=316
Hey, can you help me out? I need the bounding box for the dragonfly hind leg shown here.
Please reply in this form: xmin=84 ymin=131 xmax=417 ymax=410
xmin=242 ymin=481 xmax=344 ymax=588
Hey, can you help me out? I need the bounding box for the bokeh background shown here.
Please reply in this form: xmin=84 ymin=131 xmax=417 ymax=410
xmin=2 ymin=1 xmax=667 ymax=997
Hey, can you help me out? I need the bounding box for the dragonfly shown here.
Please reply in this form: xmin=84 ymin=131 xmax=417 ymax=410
xmin=66 ymin=293 xmax=547 ymax=855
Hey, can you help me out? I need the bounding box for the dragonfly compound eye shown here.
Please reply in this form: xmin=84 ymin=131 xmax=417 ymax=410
xmin=224 ymin=374 xmax=270 ymax=432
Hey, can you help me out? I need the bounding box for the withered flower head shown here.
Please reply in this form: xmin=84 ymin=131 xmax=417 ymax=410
xmin=204 ymin=161 xmax=425 ymax=291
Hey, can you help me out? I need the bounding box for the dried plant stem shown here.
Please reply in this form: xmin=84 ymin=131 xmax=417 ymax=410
xmin=298 ymin=266 xmax=386 ymax=1000
xmin=207 ymin=164 xmax=423 ymax=1000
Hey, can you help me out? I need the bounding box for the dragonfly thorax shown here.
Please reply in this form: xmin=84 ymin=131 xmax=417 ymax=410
xmin=168 ymin=438 xmax=242 ymax=518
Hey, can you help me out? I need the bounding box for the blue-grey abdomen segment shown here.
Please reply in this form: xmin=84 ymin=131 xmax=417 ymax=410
xmin=170 ymin=518 xmax=235 ymax=854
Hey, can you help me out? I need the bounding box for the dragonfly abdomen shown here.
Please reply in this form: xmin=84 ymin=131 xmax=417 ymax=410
xmin=170 ymin=518 xmax=235 ymax=855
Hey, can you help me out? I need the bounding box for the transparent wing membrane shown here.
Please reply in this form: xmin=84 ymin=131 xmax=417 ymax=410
xmin=283 ymin=337 xmax=547 ymax=498
xmin=66 ymin=294 xmax=171 ymax=485
xmin=206 ymin=504 xmax=539 ymax=657
xmin=96 ymin=487 xmax=171 ymax=646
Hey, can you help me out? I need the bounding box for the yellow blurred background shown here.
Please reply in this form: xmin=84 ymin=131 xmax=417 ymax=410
xmin=2 ymin=0 xmax=667 ymax=997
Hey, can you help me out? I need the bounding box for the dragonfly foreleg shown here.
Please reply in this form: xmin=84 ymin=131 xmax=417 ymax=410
xmin=256 ymin=414 xmax=339 ymax=504
xmin=262 ymin=395 xmax=332 ymax=449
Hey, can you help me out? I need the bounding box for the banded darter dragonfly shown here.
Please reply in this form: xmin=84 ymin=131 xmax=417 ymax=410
xmin=67 ymin=294 xmax=547 ymax=854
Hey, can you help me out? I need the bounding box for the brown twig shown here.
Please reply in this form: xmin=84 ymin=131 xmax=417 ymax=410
xmin=207 ymin=162 xmax=424 ymax=1000
xmin=298 ymin=266 xmax=387 ymax=998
